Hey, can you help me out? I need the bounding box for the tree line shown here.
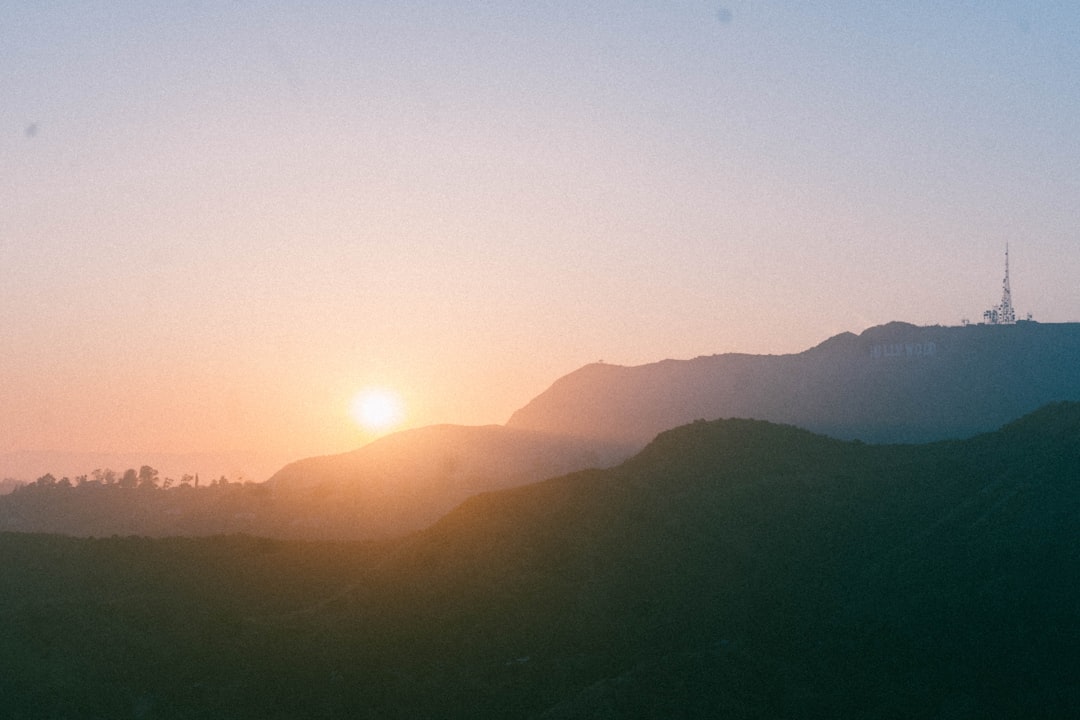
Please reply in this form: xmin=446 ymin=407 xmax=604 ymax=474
xmin=13 ymin=466 xmax=244 ymax=493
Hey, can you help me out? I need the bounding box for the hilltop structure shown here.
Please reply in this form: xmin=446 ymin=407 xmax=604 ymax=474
xmin=980 ymin=244 xmax=1026 ymax=325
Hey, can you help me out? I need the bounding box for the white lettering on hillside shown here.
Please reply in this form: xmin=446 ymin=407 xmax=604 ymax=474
xmin=869 ymin=342 xmax=937 ymax=359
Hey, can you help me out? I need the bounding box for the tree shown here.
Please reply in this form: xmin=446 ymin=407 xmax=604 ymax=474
xmin=119 ymin=468 xmax=138 ymax=489
xmin=93 ymin=468 xmax=118 ymax=486
xmin=138 ymin=465 xmax=159 ymax=490
xmin=35 ymin=473 xmax=57 ymax=487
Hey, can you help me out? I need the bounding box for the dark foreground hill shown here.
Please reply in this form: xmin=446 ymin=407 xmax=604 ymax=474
xmin=508 ymin=321 xmax=1080 ymax=445
xmin=2 ymin=403 xmax=1078 ymax=719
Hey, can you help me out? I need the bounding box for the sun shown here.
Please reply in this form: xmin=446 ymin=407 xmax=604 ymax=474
xmin=349 ymin=388 xmax=406 ymax=434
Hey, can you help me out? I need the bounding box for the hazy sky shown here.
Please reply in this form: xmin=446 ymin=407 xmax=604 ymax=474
xmin=4 ymin=1 xmax=1080 ymax=469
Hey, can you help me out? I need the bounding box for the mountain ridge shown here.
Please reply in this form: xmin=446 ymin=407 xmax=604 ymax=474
xmin=263 ymin=423 xmax=636 ymax=538
xmin=507 ymin=320 xmax=1080 ymax=445
xmin=2 ymin=403 xmax=1078 ymax=717
xmin=6 ymin=321 xmax=1080 ymax=540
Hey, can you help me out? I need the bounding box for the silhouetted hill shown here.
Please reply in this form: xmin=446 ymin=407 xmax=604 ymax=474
xmin=0 ymin=426 xmax=631 ymax=540
xmin=507 ymin=321 xmax=1080 ymax=446
xmin=14 ymin=321 xmax=1076 ymax=541
xmin=0 ymin=480 xmax=280 ymax=538
xmin=3 ymin=404 xmax=1078 ymax=718
xmin=265 ymin=424 xmax=633 ymax=537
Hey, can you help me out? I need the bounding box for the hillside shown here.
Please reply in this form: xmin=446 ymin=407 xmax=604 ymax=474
xmin=0 ymin=425 xmax=631 ymax=540
xmin=264 ymin=423 xmax=633 ymax=537
xmin=2 ymin=403 xmax=1078 ymax=718
xmin=6 ymin=321 xmax=1080 ymax=542
xmin=507 ymin=321 xmax=1080 ymax=445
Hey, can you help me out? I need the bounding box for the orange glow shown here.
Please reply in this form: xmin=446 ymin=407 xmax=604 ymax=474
xmin=350 ymin=388 xmax=406 ymax=434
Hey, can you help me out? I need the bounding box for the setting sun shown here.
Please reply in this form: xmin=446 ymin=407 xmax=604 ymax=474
xmin=350 ymin=388 xmax=406 ymax=434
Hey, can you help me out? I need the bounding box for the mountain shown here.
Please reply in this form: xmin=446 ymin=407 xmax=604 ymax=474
xmin=508 ymin=321 xmax=1080 ymax=446
xmin=0 ymin=425 xmax=632 ymax=540
xmin=3 ymin=403 xmax=1078 ymax=718
xmin=264 ymin=423 xmax=634 ymax=537
xmin=9 ymin=320 xmax=1080 ymax=541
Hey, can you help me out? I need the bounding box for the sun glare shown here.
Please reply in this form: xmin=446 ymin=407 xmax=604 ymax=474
xmin=350 ymin=388 xmax=406 ymax=434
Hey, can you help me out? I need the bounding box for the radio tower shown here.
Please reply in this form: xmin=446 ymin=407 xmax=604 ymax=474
xmin=982 ymin=244 xmax=1016 ymax=325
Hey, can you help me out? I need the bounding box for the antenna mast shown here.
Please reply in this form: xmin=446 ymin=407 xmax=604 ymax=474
xmin=999 ymin=243 xmax=1016 ymax=323
xmin=982 ymin=244 xmax=1017 ymax=324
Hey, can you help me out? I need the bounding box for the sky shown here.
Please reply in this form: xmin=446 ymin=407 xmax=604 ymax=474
xmin=3 ymin=1 xmax=1080 ymax=477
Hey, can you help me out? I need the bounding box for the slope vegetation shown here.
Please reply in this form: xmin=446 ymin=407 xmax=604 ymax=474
xmin=2 ymin=403 xmax=1078 ymax=718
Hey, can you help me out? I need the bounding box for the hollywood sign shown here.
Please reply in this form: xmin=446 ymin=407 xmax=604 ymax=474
xmin=869 ymin=342 xmax=937 ymax=359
